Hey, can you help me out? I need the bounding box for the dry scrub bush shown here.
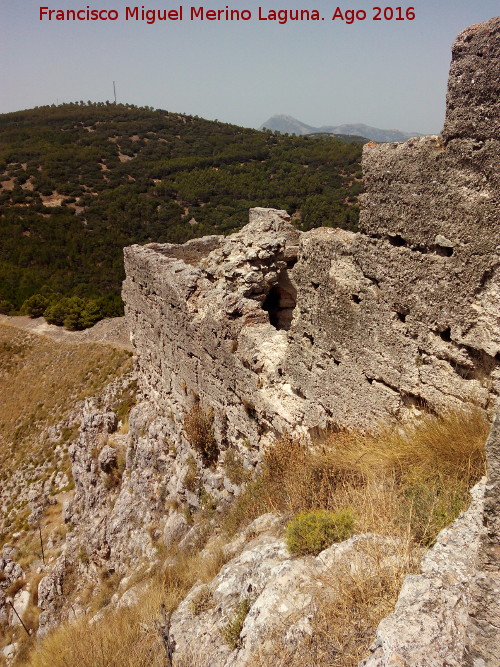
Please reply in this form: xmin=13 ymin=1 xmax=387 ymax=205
xmin=184 ymin=403 xmax=219 ymax=466
xmin=20 ymin=409 xmax=488 ymax=667
xmin=5 ymin=578 xmax=26 ymax=598
xmin=223 ymin=448 xmax=248 ymax=485
xmin=21 ymin=542 xmax=228 ymax=667
xmin=189 ymin=585 xmax=215 ymax=616
xmin=251 ymin=540 xmax=418 ymax=667
xmin=21 ymin=604 xmax=166 ymax=667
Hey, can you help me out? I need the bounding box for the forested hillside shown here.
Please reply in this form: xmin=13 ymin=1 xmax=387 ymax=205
xmin=0 ymin=102 xmax=364 ymax=324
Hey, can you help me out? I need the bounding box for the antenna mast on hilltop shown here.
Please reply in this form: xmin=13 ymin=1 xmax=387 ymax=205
xmin=113 ymin=81 xmax=117 ymax=104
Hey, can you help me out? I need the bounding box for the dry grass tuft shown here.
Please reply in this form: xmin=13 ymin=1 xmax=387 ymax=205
xmin=224 ymin=409 xmax=488 ymax=546
xmin=21 ymin=603 xmax=165 ymax=667
xmin=251 ymin=540 xmax=418 ymax=667
xmin=189 ymin=585 xmax=215 ymax=616
xmin=183 ymin=403 xmax=219 ymax=467
xmin=19 ymin=541 xmax=228 ymax=667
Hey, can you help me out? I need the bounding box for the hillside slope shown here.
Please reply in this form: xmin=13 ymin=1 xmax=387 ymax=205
xmin=0 ymin=104 xmax=363 ymax=314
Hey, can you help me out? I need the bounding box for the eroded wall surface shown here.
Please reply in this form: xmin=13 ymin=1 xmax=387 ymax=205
xmin=123 ymin=21 xmax=499 ymax=457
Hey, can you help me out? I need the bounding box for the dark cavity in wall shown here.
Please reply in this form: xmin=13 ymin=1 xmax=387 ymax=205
xmin=263 ymin=268 xmax=297 ymax=331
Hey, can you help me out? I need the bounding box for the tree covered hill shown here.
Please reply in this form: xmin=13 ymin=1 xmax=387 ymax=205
xmin=0 ymin=102 xmax=364 ymax=324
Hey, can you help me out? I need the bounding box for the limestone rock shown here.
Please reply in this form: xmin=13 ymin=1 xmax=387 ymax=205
xmin=163 ymin=512 xmax=189 ymax=548
xmin=2 ymin=643 xmax=18 ymax=663
xmin=98 ymin=445 xmax=117 ymax=473
xmin=360 ymin=481 xmax=486 ymax=666
xmin=11 ymin=589 xmax=30 ymax=627
xmin=465 ymin=411 xmax=500 ymax=665
xmin=0 ymin=548 xmax=25 ymax=629
xmin=169 ymin=517 xmax=402 ymax=667
xmin=37 ymin=558 xmax=67 ymax=637
xmin=29 ymin=20 xmax=500 ymax=664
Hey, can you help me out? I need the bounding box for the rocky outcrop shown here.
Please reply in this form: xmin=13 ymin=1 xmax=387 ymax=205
xmin=0 ymin=545 xmax=24 ymax=627
xmin=465 ymin=413 xmax=500 ymax=665
xmin=359 ymin=19 xmax=500 ymax=665
xmin=37 ymin=374 xmax=138 ymax=636
xmin=168 ymin=515 xmax=401 ymax=667
xmin=360 ymin=480 xmax=485 ymax=666
xmin=361 ymin=415 xmax=500 ymax=666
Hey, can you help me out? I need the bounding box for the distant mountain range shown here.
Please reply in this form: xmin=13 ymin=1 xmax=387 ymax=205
xmin=260 ymin=115 xmax=423 ymax=143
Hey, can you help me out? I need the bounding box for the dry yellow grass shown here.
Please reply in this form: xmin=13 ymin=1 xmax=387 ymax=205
xmin=0 ymin=323 xmax=132 ymax=539
xmin=20 ymin=603 xmax=165 ymax=667
xmin=224 ymin=408 xmax=488 ymax=545
xmin=0 ymin=323 xmax=132 ymax=465
xmin=20 ymin=543 xmax=228 ymax=667
xmin=0 ymin=323 xmax=134 ymax=662
xmin=17 ymin=408 xmax=489 ymax=667
xmin=251 ymin=540 xmax=418 ymax=667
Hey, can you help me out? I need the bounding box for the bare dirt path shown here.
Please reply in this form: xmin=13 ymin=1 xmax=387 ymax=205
xmin=0 ymin=314 xmax=133 ymax=351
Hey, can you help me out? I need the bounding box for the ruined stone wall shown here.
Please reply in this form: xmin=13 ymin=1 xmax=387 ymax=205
xmin=123 ymin=22 xmax=499 ymax=460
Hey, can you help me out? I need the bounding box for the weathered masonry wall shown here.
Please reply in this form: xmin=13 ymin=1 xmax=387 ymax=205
xmin=123 ymin=21 xmax=499 ymax=458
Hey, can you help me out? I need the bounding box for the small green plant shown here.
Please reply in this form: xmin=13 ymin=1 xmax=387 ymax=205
xmin=189 ymin=585 xmax=214 ymax=616
xmin=184 ymin=403 xmax=219 ymax=466
xmin=401 ymin=482 xmax=466 ymax=547
xmin=285 ymin=509 xmax=355 ymax=557
xmin=220 ymin=598 xmax=251 ymax=648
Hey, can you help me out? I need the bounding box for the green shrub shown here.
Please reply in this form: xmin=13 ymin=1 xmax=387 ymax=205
xmin=22 ymin=294 xmax=49 ymax=318
xmin=0 ymin=300 xmax=14 ymax=314
xmin=285 ymin=509 xmax=355 ymax=556
xmin=43 ymin=296 xmax=106 ymax=330
xmin=220 ymin=598 xmax=251 ymax=648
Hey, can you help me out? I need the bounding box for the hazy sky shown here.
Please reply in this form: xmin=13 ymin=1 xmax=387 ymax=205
xmin=1 ymin=1 xmax=498 ymax=133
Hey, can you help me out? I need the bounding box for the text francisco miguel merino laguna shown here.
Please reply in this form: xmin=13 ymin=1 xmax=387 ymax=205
xmin=39 ymin=5 xmax=324 ymax=24
xmin=40 ymin=5 xmax=411 ymax=25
